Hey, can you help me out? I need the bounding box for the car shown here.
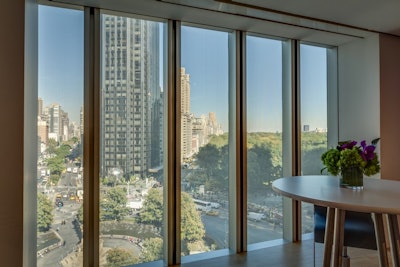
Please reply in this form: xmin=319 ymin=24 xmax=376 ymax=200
xmin=206 ymin=210 xmax=219 ymax=216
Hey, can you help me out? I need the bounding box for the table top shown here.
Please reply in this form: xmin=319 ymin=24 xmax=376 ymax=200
xmin=272 ymin=175 xmax=400 ymax=214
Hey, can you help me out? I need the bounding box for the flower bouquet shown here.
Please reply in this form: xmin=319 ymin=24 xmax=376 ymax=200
xmin=321 ymin=138 xmax=380 ymax=189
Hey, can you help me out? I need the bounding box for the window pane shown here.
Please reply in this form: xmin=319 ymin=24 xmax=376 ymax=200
xmin=181 ymin=26 xmax=230 ymax=256
xmin=100 ymin=14 xmax=165 ymax=265
xmin=246 ymin=35 xmax=284 ymax=244
xmin=37 ymin=5 xmax=84 ymax=267
xmin=300 ymin=44 xmax=328 ymax=234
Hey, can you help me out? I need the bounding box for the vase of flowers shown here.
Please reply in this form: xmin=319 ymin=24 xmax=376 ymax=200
xmin=321 ymin=138 xmax=380 ymax=190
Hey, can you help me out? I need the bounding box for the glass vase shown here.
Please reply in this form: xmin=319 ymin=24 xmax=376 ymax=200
xmin=340 ymin=166 xmax=363 ymax=190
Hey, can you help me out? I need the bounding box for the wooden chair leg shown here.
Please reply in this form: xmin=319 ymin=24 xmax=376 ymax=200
xmin=323 ymin=207 xmax=336 ymax=267
xmin=333 ymin=209 xmax=345 ymax=267
xmin=372 ymin=213 xmax=389 ymax=267
xmin=387 ymin=214 xmax=400 ymax=267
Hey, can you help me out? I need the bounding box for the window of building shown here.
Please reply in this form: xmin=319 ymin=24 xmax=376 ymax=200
xmin=36 ymin=3 xmax=338 ymax=266
xmin=246 ymin=35 xmax=284 ymax=244
xmin=99 ymin=12 xmax=165 ymax=266
xmin=37 ymin=5 xmax=84 ymax=266
xmin=299 ymin=44 xmax=331 ymax=234
xmin=180 ymin=25 xmax=232 ymax=256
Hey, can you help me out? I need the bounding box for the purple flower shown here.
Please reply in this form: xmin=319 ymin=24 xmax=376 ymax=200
xmin=360 ymin=140 xmax=376 ymax=161
xmin=340 ymin=141 xmax=357 ymax=150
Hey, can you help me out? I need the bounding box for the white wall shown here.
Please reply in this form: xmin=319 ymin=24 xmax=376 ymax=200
xmin=338 ymin=34 xmax=380 ymax=150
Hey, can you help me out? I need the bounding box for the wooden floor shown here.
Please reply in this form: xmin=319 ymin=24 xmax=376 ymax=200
xmin=178 ymin=239 xmax=379 ymax=267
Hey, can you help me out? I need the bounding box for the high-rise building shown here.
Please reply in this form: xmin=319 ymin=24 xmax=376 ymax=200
xmin=101 ymin=15 xmax=162 ymax=179
xmin=38 ymin=97 xmax=43 ymax=117
xmin=43 ymin=103 xmax=70 ymax=142
xmin=181 ymin=68 xmax=192 ymax=160
xmin=37 ymin=116 xmax=48 ymax=145
xmin=45 ymin=103 xmax=62 ymax=142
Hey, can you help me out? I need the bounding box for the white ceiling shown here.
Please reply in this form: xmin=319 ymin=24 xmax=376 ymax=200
xmin=231 ymin=0 xmax=400 ymax=36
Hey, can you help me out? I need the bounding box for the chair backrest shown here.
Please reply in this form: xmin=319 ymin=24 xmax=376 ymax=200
xmin=314 ymin=205 xmax=377 ymax=250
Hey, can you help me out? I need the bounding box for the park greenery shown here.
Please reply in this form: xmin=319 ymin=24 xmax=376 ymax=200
xmin=140 ymin=237 xmax=163 ymax=262
xmin=192 ymin=132 xmax=327 ymax=194
xmin=100 ymin=187 xmax=130 ymax=221
xmin=105 ymin=248 xmax=138 ymax=267
xmin=44 ymin=137 xmax=81 ymax=185
xmin=37 ymin=193 xmax=54 ymax=232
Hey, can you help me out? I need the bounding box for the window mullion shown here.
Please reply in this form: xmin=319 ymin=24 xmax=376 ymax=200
xmin=83 ymin=6 xmax=101 ymax=267
xmin=165 ymin=19 xmax=181 ymax=265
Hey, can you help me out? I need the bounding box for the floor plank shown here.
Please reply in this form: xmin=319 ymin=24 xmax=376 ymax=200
xmin=178 ymin=240 xmax=379 ymax=267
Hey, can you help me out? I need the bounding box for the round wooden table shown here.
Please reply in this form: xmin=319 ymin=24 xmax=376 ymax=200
xmin=272 ymin=175 xmax=400 ymax=267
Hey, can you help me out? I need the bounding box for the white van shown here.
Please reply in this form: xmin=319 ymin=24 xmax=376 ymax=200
xmin=248 ymin=212 xmax=265 ymax=221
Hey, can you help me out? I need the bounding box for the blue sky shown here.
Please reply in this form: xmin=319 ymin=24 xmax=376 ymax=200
xmin=39 ymin=6 xmax=83 ymax=122
xmin=39 ymin=5 xmax=327 ymax=132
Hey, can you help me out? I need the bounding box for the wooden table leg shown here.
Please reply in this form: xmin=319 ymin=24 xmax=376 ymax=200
xmin=372 ymin=213 xmax=389 ymax=267
xmin=323 ymin=207 xmax=335 ymax=267
xmin=387 ymin=214 xmax=400 ymax=267
xmin=332 ymin=209 xmax=345 ymax=267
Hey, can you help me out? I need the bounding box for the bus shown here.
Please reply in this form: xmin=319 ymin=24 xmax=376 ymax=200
xmin=193 ymin=199 xmax=212 ymax=212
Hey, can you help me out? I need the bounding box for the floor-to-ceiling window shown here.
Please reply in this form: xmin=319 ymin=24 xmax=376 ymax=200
xmin=299 ymin=44 xmax=329 ymax=234
xmin=99 ymin=12 xmax=166 ymax=266
xmin=37 ymin=5 xmax=84 ymax=267
xmin=180 ymin=25 xmax=232 ymax=255
xmin=35 ymin=3 xmax=338 ymax=266
xmin=246 ymin=35 xmax=284 ymax=244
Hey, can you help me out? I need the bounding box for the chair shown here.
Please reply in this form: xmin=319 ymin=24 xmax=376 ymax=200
xmin=314 ymin=205 xmax=377 ymax=264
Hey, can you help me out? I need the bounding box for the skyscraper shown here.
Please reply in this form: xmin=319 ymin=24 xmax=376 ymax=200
xmin=101 ymin=15 xmax=162 ymax=179
xmin=181 ymin=68 xmax=192 ymax=160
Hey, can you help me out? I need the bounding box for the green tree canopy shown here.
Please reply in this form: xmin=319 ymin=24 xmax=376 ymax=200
xmin=56 ymin=143 xmax=71 ymax=158
xmin=140 ymin=190 xmax=205 ymax=243
xmin=37 ymin=193 xmax=54 ymax=232
xmin=141 ymin=237 xmax=163 ymax=262
xmin=196 ymin=144 xmax=220 ymax=177
xmin=247 ymin=144 xmax=279 ymax=192
xmin=105 ymin=248 xmax=138 ymax=267
xmin=46 ymin=156 xmax=65 ymax=176
xmin=181 ymin=192 xmax=205 ymax=242
xmin=194 ymin=144 xmax=228 ymax=192
xmin=46 ymin=138 xmax=58 ymax=155
xmin=100 ymin=187 xmax=129 ymax=221
xmin=139 ymin=188 xmax=163 ymax=228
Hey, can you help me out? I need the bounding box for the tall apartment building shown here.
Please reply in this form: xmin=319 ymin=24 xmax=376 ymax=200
xmin=46 ymin=103 xmax=72 ymax=142
xmin=181 ymin=68 xmax=192 ymax=160
xmin=37 ymin=117 xmax=48 ymax=145
xmin=101 ymin=15 xmax=162 ymax=179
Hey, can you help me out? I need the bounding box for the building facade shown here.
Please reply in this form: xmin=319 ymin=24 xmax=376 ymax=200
xmin=100 ymin=15 xmax=162 ymax=179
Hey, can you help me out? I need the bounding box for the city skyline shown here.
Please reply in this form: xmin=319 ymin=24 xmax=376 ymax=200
xmin=39 ymin=5 xmax=328 ymax=134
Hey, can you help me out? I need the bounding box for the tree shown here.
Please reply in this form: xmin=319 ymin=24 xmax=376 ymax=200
xmin=247 ymin=145 xmax=276 ymax=192
xmin=302 ymin=147 xmax=327 ymax=175
xmin=196 ymin=144 xmax=220 ymax=178
xmin=141 ymin=237 xmax=163 ymax=262
xmin=181 ymin=192 xmax=205 ymax=242
xmin=139 ymin=188 xmax=163 ymax=228
xmin=49 ymin=174 xmax=60 ymax=186
xmin=46 ymin=138 xmax=58 ymax=155
xmin=105 ymin=248 xmax=138 ymax=267
xmin=77 ymin=204 xmax=83 ymax=224
xmin=140 ymin=190 xmax=205 ymax=243
xmin=100 ymin=187 xmax=129 ymax=221
xmin=194 ymin=144 xmax=226 ymax=192
xmin=46 ymin=156 xmax=65 ymax=176
xmin=37 ymin=193 xmax=53 ymax=232
xmin=57 ymin=143 xmax=71 ymax=158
